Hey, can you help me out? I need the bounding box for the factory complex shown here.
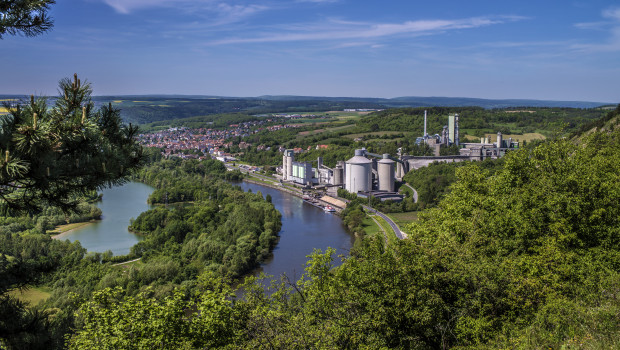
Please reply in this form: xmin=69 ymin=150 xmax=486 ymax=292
xmin=279 ymin=112 xmax=519 ymax=199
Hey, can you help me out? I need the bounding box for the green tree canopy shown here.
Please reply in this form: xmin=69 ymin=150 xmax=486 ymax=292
xmin=1 ymin=74 xmax=143 ymax=213
xmin=0 ymin=0 xmax=55 ymax=38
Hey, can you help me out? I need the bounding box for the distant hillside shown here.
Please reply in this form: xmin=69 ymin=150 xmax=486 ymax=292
xmin=1 ymin=94 xmax=613 ymax=124
xmin=571 ymin=104 xmax=620 ymax=139
xmin=258 ymin=95 xmax=612 ymax=109
xmin=387 ymin=96 xmax=611 ymax=109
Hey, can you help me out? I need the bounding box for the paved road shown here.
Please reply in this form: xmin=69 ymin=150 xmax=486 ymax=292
xmin=403 ymin=183 xmax=418 ymax=203
xmin=112 ymin=258 xmax=141 ymax=266
xmin=362 ymin=205 xmax=406 ymax=240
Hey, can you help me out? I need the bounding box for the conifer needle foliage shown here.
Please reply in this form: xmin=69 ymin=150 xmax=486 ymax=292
xmin=0 ymin=0 xmax=55 ymax=38
xmin=0 ymin=74 xmax=143 ymax=213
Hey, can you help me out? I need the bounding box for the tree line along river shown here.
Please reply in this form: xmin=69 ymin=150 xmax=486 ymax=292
xmin=58 ymin=181 xmax=354 ymax=279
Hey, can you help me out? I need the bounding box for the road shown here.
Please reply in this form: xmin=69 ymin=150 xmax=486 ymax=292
xmin=403 ymin=183 xmax=418 ymax=203
xmin=362 ymin=205 xmax=406 ymax=240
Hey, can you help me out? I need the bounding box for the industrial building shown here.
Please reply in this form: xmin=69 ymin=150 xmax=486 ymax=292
xmin=458 ymin=131 xmax=519 ymax=160
xmin=281 ymin=149 xmax=314 ymax=186
xmin=280 ymin=147 xmax=403 ymax=200
xmin=415 ymin=111 xmax=460 ymax=156
xmin=278 ymin=112 xmax=516 ymax=199
xmin=345 ymin=149 xmax=373 ymax=193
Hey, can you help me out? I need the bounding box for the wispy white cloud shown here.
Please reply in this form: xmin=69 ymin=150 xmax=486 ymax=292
xmin=573 ymin=6 xmax=620 ymax=52
xmin=603 ymin=7 xmax=620 ymax=21
xmin=102 ymin=0 xmax=179 ymax=14
xmin=101 ymin=0 xmax=266 ymax=21
xmin=296 ymin=0 xmax=339 ymax=3
xmin=208 ymin=16 xmax=523 ymax=45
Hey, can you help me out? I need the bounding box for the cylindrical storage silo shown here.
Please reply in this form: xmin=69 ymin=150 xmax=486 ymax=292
xmin=377 ymin=154 xmax=395 ymax=192
xmin=286 ymin=150 xmax=294 ymax=181
xmin=345 ymin=149 xmax=372 ymax=194
xmin=334 ymin=164 xmax=344 ymax=185
xmin=282 ymin=153 xmax=288 ymax=180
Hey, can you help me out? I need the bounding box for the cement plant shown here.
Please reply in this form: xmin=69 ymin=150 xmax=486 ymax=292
xmin=279 ymin=112 xmax=519 ymax=202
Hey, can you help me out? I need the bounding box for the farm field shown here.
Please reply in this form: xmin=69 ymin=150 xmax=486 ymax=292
xmin=344 ymin=131 xmax=409 ymax=139
xmin=297 ymin=124 xmax=356 ymax=137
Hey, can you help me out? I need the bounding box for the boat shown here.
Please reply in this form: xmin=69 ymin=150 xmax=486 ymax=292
xmin=324 ymin=205 xmax=336 ymax=213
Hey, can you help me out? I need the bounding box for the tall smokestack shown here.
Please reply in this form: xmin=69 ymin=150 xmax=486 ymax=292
xmin=424 ymin=110 xmax=427 ymax=137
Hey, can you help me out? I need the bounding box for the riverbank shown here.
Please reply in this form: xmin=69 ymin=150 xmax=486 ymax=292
xmin=242 ymin=177 xmax=345 ymax=213
xmin=50 ymin=221 xmax=97 ymax=240
xmin=243 ymin=178 xmax=303 ymax=197
xmin=242 ymin=174 xmax=408 ymax=239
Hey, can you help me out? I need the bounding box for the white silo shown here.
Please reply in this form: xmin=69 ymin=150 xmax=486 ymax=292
xmin=334 ymin=162 xmax=344 ymax=185
xmin=345 ymin=149 xmax=372 ymax=194
xmin=282 ymin=153 xmax=288 ymax=180
xmin=285 ymin=149 xmax=294 ymax=181
xmin=377 ymin=154 xmax=395 ymax=192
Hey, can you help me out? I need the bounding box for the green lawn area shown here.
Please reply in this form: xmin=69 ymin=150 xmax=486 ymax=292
xmin=371 ymin=214 xmax=399 ymax=245
xmin=388 ymin=211 xmax=418 ymax=234
xmin=362 ymin=216 xmax=382 ymax=237
xmin=9 ymin=286 xmax=52 ymax=306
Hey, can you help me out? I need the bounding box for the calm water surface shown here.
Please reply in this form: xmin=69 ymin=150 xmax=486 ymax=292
xmin=58 ymin=180 xmax=353 ymax=280
xmin=59 ymin=182 xmax=154 ymax=255
xmin=237 ymin=182 xmax=354 ymax=280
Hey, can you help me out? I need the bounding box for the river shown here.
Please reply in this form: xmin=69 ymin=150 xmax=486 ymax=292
xmin=58 ymin=180 xmax=354 ymax=280
xmin=236 ymin=181 xmax=354 ymax=280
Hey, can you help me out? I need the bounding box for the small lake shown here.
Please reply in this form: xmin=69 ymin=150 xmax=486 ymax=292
xmin=58 ymin=182 xmax=154 ymax=255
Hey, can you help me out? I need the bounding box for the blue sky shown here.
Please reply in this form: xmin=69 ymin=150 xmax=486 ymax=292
xmin=2 ymin=0 xmax=620 ymax=102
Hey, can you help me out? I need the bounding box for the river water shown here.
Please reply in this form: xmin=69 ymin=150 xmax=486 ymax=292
xmin=59 ymin=180 xmax=354 ymax=279
xmin=236 ymin=182 xmax=354 ymax=280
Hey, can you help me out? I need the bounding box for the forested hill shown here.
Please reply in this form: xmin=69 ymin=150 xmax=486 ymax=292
xmin=258 ymin=95 xmax=612 ymax=108
xmin=356 ymin=106 xmax=607 ymax=136
xmin=1 ymin=94 xmax=612 ymax=125
xmin=571 ymin=104 xmax=620 ymax=138
xmin=62 ymin=113 xmax=620 ymax=349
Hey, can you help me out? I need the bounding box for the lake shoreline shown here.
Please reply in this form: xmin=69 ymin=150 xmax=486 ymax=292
xmin=50 ymin=221 xmax=99 ymax=240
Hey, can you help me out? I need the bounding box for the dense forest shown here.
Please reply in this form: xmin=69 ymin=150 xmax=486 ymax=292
xmin=403 ymin=158 xmax=505 ymax=209
xmin=130 ymin=158 xmax=281 ymax=278
xmin=64 ymin=110 xmax=620 ymax=349
xmin=0 ymin=158 xmax=281 ymax=349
